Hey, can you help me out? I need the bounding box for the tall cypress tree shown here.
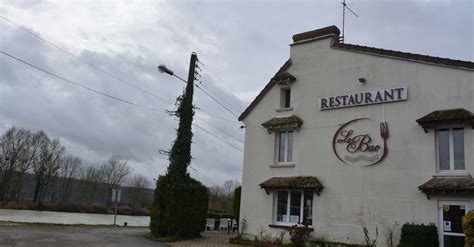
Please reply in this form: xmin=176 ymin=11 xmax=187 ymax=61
xmin=150 ymin=53 xmax=209 ymax=239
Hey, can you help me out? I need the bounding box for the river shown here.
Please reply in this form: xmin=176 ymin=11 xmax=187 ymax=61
xmin=0 ymin=209 xmax=149 ymax=226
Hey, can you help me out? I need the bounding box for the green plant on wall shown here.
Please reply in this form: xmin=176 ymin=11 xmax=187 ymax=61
xmin=462 ymin=209 xmax=474 ymax=247
xmin=150 ymin=55 xmax=208 ymax=239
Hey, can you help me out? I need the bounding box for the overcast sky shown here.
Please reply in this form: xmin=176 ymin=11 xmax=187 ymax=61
xmin=0 ymin=0 xmax=472 ymax=187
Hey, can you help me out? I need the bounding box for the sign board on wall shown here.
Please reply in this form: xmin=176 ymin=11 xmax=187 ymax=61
xmin=319 ymin=87 xmax=408 ymax=110
xmin=332 ymin=118 xmax=389 ymax=167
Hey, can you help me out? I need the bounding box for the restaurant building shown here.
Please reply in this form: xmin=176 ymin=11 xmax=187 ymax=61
xmin=238 ymin=26 xmax=473 ymax=246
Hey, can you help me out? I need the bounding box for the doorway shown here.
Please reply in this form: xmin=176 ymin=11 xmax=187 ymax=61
xmin=438 ymin=201 xmax=469 ymax=247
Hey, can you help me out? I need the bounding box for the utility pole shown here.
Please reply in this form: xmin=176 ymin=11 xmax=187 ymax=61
xmin=152 ymin=53 xmax=208 ymax=238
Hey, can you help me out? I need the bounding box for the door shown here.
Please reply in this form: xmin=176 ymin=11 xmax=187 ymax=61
xmin=438 ymin=201 xmax=469 ymax=247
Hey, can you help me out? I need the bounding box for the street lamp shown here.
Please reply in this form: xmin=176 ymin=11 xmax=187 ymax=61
xmin=157 ymin=64 xmax=187 ymax=84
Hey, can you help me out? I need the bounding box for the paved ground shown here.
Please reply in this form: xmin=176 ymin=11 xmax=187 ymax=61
xmin=0 ymin=225 xmax=242 ymax=247
xmin=170 ymin=231 xmax=241 ymax=247
xmin=0 ymin=225 xmax=166 ymax=247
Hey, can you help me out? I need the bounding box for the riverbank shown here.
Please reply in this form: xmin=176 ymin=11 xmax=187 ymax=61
xmin=1 ymin=201 xmax=150 ymax=216
xmin=0 ymin=209 xmax=149 ymax=226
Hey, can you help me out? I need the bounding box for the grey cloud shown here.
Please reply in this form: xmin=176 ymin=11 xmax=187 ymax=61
xmin=1 ymin=0 xmax=471 ymax=187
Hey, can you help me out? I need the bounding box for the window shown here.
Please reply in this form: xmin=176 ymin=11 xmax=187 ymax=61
xmin=277 ymin=131 xmax=293 ymax=163
xmin=280 ymin=88 xmax=291 ymax=108
xmin=437 ymin=128 xmax=465 ymax=171
xmin=275 ymin=190 xmax=313 ymax=225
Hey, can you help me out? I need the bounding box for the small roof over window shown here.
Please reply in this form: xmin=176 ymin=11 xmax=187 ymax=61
xmin=416 ymin=108 xmax=474 ymax=132
xmin=418 ymin=176 xmax=474 ymax=199
xmin=271 ymin=71 xmax=296 ymax=85
xmin=259 ymin=176 xmax=323 ymax=195
xmin=261 ymin=115 xmax=303 ymax=133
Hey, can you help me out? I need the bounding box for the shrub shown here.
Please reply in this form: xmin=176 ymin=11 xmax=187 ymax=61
xmin=399 ymin=222 xmax=438 ymax=247
xmin=287 ymin=223 xmax=312 ymax=247
xmin=206 ymin=212 xmax=234 ymax=219
xmin=233 ymin=186 xmax=241 ymax=223
xmin=150 ymin=175 xmax=208 ymax=239
xmin=463 ymin=210 xmax=474 ymax=247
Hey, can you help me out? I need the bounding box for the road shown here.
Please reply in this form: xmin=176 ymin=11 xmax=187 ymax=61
xmin=0 ymin=225 xmax=167 ymax=247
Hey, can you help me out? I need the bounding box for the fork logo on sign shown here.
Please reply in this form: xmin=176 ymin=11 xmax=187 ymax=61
xmin=332 ymin=118 xmax=389 ymax=167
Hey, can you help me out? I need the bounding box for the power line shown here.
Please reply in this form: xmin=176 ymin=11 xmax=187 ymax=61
xmin=195 ymin=83 xmax=239 ymax=118
xmin=0 ymin=15 xmax=239 ymax=125
xmin=193 ymin=124 xmax=243 ymax=152
xmin=195 ymin=116 xmax=244 ymax=146
xmin=0 ymin=16 xmax=174 ymax=106
xmin=1 ymin=50 xmax=244 ymax=153
xmin=200 ymin=68 xmax=246 ymax=111
xmin=0 ymin=50 xmax=165 ymax=113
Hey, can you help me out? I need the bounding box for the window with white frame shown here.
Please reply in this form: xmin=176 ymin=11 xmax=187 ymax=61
xmin=277 ymin=130 xmax=293 ymax=163
xmin=275 ymin=190 xmax=313 ymax=225
xmin=437 ymin=128 xmax=465 ymax=171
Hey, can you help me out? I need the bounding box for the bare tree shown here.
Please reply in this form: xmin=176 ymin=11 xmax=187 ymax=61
xmin=0 ymin=127 xmax=30 ymax=202
xmin=57 ymin=155 xmax=82 ymax=203
xmin=383 ymin=222 xmax=398 ymax=247
xmin=79 ymin=166 xmax=103 ymax=206
xmin=208 ymin=179 xmax=241 ymax=213
xmin=100 ymin=155 xmax=131 ymax=206
xmin=32 ymin=134 xmax=65 ymax=207
xmin=128 ymin=174 xmax=151 ymax=208
xmin=10 ymin=130 xmax=42 ymax=201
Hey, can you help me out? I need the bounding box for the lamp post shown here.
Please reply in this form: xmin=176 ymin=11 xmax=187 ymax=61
xmin=157 ymin=64 xmax=188 ymax=84
xmin=151 ymin=53 xmax=204 ymax=237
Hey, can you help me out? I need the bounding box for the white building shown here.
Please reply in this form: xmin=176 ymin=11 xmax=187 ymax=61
xmin=238 ymin=25 xmax=474 ymax=246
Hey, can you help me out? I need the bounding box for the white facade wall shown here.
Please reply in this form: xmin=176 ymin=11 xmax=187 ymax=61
xmin=240 ymin=36 xmax=474 ymax=245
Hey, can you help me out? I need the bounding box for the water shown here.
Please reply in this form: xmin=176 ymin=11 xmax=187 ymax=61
xmin=0 ymin=209 xmax=149 ymax=226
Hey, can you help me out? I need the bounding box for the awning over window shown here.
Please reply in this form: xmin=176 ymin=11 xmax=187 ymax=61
xmin=271 ymin=71 xmax=296 ymax=85
xmin=261 ymin=115 xmax=303 ymax=133
xmin=418 ymin=176 xmax=474 ymax=199
xmin=416 ymin=108 xmax=474 ymax=132
xmin=259 ymin=176 xmax=323 ymax=195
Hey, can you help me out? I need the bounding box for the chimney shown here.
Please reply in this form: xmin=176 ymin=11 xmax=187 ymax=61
xmin=292 ymin=25 xmax=341 ymax=45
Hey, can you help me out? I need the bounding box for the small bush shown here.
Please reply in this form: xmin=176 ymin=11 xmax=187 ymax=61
xmin=463 ymin=210 xmax=474 ymax=247
xmin=399 ymin=222 xmax=438 ymax=247
xmin=287 ymin=223 xmax=312 ymax=247
xmin=233 ymin=186 xmax=241 ymax=223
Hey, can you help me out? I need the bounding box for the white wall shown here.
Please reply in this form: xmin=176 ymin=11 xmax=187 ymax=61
xmin=240 ymin=36 xmax=474 ymax=245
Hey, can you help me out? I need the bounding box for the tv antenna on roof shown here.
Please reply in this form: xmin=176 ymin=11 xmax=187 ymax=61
xmin=340 ymin=0 xmax=359 ymax=43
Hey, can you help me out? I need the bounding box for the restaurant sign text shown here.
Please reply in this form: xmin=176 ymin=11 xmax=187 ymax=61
xmin=319 ymin=87 xmax=408 ymax=110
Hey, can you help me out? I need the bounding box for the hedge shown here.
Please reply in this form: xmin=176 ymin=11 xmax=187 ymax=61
xmin=463 ymin=209 xmax=474 ymax=247
xmin=150 ymin=175 xmax=208 ymax=239
xmin=233 ymin=186 xmax=241 ymax=223
xmin=399 ymin=223 xmax=438 ymax=247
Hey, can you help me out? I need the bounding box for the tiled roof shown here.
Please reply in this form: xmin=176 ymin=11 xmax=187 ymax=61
xmin=332 ymin=42 xmax=474 ymax=70
xmin=419 ymin=176 xmax=474 ymax=198
xmin=238 ymin=25 xmax=474 ymax=122
xmin=416 ymin=108 xmax=474 ymax=130
xmin=272 ymin=71 xmax=296 ymax=85
xmin=260 ymin=176 xmax=323 ymax=195
xmin=261 ymin=115 xmax=303 ymax=131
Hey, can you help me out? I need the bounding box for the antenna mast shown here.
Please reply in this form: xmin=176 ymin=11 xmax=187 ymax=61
xmin=341 ymin=0 xmax=359 ymax=43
